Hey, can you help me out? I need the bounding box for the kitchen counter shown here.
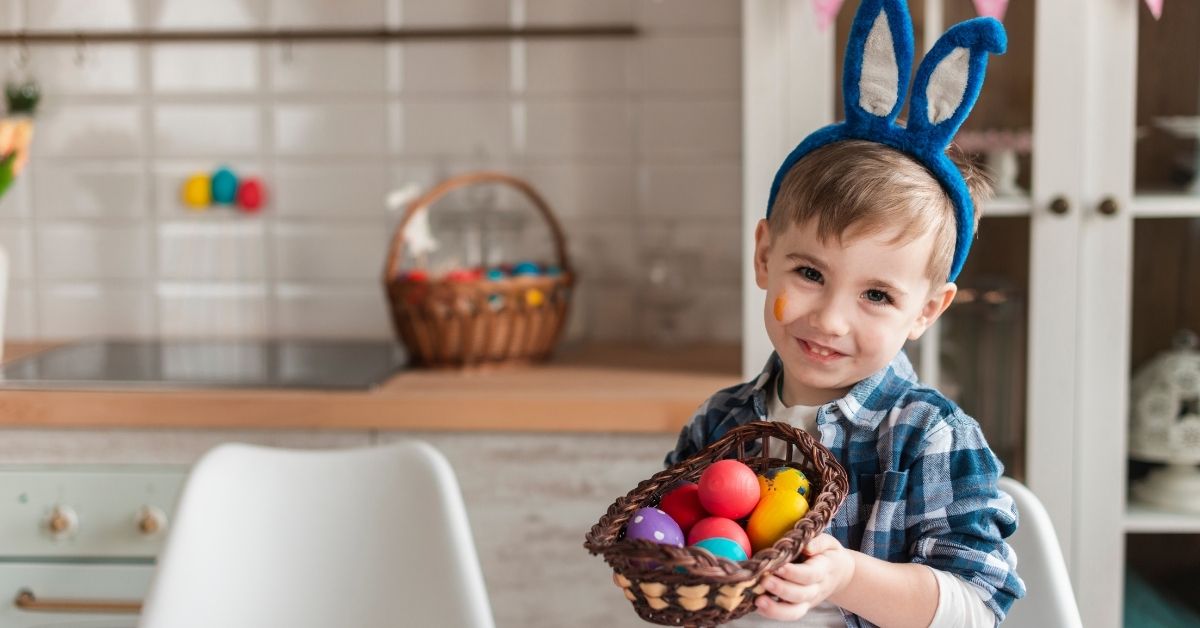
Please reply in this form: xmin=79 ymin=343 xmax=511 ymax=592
xmin=0 ymin=342 xmax=741 ymax=433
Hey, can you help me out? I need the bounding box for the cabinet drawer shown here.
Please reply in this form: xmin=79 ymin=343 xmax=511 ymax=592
xmin=0 ymin=468 xmax=187 ymax=558
xmin=0 ymin=562 xmax=151 ymax=628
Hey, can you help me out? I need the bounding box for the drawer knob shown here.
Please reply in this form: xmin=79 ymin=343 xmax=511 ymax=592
xmin=45 ymin=505 xmax=78 ymax=537
xmin=137 ymin=505 xmax=168 ymax=535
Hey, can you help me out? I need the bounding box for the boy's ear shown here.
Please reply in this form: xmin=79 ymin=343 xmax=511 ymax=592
xmin=753 ymin=219 xmax=772 ymax=290
xmin=907 ymin=281 xmax=957 ymax=341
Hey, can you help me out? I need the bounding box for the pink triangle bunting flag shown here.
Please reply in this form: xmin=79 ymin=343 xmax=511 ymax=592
xmin=1145 ymin=0 xmax=1163 ymax=20
xmin=971 ymin=0 xmax=1009 ymax=21
xmin=812 ymin=0 xmax=846 ymax=32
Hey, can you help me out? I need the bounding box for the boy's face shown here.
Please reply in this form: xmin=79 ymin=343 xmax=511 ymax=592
xmin=753 ymin=218 xmax=957 ymax=406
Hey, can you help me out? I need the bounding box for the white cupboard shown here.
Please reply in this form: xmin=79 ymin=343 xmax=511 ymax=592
xmin=743 ymin=1 xmax=1200 ymax=626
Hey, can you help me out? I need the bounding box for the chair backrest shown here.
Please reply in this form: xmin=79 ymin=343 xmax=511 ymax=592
xmin=139 ymin=440 xmax=494 ymax=628
xmin=998 ymin=476 xmax=1082 ymax=628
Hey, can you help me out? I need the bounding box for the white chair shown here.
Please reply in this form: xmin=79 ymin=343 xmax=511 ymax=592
xmin=998 ymin=476 xmax=1082 ymax=628
xmin=139 ymin=441 xmax=494 ymax=628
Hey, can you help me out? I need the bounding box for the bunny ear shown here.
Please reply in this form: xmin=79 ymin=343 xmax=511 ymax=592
xmin=842 ymin=0 xmax=913 ymax=127
xmin=906 ymin=17 xmax=1006 ymax=146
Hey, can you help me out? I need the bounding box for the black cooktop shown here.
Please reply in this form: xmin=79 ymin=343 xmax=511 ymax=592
xmin=0 ymin=340 xmax=407 ymax=390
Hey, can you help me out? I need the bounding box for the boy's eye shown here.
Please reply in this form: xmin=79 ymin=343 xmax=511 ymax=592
xmin=864 ymin=289 xmax=894 ymax=305
xmin=796 ymin=266 xmax=823 ymax=283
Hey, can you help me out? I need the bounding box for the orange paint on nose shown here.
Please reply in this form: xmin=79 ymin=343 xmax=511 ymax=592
xmin=773 ymin=296 xmax=786 ymax=322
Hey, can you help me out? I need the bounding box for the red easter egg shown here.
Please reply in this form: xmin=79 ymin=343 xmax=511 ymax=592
xmin=659 ymin=482 xmax=707 ymax=536
xmin=687 ymin=516 xmax=752 ymax=558
xmin=698 ymin=459 xmax=760 ymax=519
xmin=237 ymin=178 xmax=266 ymax=213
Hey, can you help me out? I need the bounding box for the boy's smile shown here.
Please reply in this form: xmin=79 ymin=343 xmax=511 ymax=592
xmin=754 ymin=218 xmax=957 ymax=406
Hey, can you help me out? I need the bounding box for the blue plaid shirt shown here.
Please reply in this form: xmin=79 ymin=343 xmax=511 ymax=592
xmin=665 ymin=350 xmax=1025 ymax=627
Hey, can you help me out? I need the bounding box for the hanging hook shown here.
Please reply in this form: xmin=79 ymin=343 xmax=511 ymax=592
xmin=17 ymin=32 xmax=29 ymax=70
xmin=280 ymin=36 xmax=293 ymax=64
xmin=74 ymin=32 xmax=87 ymax=67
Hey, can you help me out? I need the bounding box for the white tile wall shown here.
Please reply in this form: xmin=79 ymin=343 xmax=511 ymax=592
xmin=151 ymin=45 xmax=259 ymax=93
xmin=2 ymin=0 xmax=742 ymax=345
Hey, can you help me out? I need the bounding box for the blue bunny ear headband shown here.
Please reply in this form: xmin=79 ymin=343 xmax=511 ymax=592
xmin=765 ymin=0 xmax=1006 ymax=282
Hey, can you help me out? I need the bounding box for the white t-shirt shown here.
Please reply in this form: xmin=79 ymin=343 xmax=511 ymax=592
xmin=730 ymin=374 xmax=996 ymax=627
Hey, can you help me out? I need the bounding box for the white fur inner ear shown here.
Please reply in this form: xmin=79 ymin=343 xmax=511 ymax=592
xmin=926 ymin=47 xmax=970 ymax=125
xmin=858 ymin=11 xmax=899 ymax=117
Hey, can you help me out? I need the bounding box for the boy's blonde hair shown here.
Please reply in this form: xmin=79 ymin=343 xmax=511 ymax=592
xmin=767 ymin=140 xmax=993 ymax=283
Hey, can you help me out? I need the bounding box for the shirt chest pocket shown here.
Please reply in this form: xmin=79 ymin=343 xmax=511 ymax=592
xmin=857 ymin=470 xmax=910 ymax=561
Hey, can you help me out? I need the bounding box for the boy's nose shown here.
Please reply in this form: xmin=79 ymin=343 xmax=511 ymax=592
xmin=807 ymin=297 xmax=850 ymax=338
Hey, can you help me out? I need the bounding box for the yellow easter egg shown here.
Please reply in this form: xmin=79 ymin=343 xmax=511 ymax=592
xmin=525 ymin=288 xmax=545 ymax=307
xmin=181 ymin=173 xmax=212 ymax=209
xmin=747 ymin=467 xmax=811 ymax=553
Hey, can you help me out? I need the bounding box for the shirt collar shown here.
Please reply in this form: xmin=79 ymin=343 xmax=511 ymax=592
xmin=748 ymin=350 xmax=919 ymax=429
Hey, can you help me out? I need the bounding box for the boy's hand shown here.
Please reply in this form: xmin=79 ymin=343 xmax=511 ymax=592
xmin=754 ymin=533 xmax=856 ymax=621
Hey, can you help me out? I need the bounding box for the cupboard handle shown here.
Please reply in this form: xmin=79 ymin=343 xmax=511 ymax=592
xmin=14 ymin=589 xmax=143 ymax=614
xmin=1048 ymin=196 xmax=1070 ymax=215
xmin=1097 ymin=197 xmax=1119 ymax=216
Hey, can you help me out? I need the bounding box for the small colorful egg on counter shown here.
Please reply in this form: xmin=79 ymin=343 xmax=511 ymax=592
xmin=624 ymin=507 xmax=685 ymax=547
xmin=687 ymin=516 xmax=751 ymax=558
xmin=747 ymin=467 xmax=811 ymax=553
xmin=210 ymin=167 xmax=239 ymax=205
xmin=658 ymin=482 xmax=707 ymax=536
xmin=698 ymin=459 xmax=761 ymax=520
xmin=693 ymin=536 xmax=748 ymax=562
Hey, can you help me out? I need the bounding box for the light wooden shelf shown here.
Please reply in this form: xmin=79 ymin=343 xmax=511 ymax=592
xmin=1131 ymin=194 xmax=1200 ymax=218
xmin=984 ymin=194 xmax=1032 ymax=217
xmin=1125 ymin=504 xmax=1200 ymax=534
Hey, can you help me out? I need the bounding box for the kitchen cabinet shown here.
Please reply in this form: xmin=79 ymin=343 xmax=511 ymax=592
xmin=743 ymin=1 xmax=1198 ymax=626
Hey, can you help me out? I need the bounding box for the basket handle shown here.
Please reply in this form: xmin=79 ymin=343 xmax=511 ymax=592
xmin=384 ymin=171 xmax=573 ymax=281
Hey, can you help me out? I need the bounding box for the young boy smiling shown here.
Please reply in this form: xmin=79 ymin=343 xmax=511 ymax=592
xmin=664 ymin=1 xmax=1025 ymax=625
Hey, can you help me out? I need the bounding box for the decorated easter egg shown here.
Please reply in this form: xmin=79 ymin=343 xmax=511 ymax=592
xmin=625 ymin=507 xmax=684 ymax=547
xmin=485 ymin=267 xmax=506 ymax=281
xmin=237 ymin=177 xmax=265 ymax=212
xmin=525 ymin=288 xmax=545 ymax=307
xmin=747 ymin=467 xmax=811 ymax=553
xmin=403 ymin=270 xmax=428 ymax=282
xmin=211 ymin=167 xmax=239 ymax=205
xmin=687 ymin=516 xmax=751 ymax=558
xmin=658 ymin=482 xmax=707 ymax=536
xmin=512 ymin=261 xmax=541 ymax=276
xmin=693 ymin=536 xmax=748 ymax=562
xmin=487 ymin=294 xmax=505 ymax=311
xmin=698 ymin=459 xmax=760 ymax=519
xmin=181 ymin=172 xmax=211 ymax=209
xmin=446 ymin=269 xmax=479 ymax=283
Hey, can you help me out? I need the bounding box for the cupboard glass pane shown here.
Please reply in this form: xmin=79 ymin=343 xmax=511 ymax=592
xmin=1135 ymin=4 xmax=1200 ymax=196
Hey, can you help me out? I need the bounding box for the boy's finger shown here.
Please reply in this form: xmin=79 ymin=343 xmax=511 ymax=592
xmin=802 ymin=533 xmax=837 ymax=556
xmin=776 ymin=560 xmax=825 ymax=586
xmin=755 ymin=594 xmax=809 ymax=622
xmin=764 ymin=571 xmax=819 ymax=602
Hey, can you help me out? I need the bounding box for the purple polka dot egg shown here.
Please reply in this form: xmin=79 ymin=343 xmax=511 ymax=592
xmin=625 ymin=507 xmax=685 ymax=547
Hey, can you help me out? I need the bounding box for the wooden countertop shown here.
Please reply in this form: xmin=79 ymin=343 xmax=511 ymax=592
xmin=0 ymin=342 xmax=741 ymax=433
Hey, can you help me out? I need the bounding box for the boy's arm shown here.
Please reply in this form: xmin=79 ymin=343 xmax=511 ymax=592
xmin=904 ymin=415 xmax=1026 ymax=623
xmin=664 ymin=398 xmax=712 ymax=467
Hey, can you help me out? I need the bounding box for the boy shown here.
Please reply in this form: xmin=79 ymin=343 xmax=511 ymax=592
xmin=665 ymin=1 xmax=1025 ymax=626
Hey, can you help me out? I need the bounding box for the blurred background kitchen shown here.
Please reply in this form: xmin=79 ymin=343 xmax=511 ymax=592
xmin=0 ymin=1 xmax=1197 ymax=627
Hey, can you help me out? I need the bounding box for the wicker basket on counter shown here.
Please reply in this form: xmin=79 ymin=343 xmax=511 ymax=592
xmin=383 ymin=171 xmax=575 ymax=368
xmin=584 ymin=421 xmax=849 ymax=627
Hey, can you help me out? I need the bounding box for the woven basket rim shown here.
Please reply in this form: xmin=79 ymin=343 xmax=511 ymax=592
xmin=585 ymin=420 xmax=849 ymax=585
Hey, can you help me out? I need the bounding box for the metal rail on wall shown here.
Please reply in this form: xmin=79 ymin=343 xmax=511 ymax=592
xmin=0 ymin=25 xmax=638 ymax=45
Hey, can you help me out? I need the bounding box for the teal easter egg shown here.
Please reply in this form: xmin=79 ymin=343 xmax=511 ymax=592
xmin=485 ymin=268 xmax=506 ymax=281
xmin=693 ymin=536 xmax=748 ymax=562
xmin=211 ymin=167 xmax=239 ymax=205
xmin=512 ymin=261 xmax=541 ymax=276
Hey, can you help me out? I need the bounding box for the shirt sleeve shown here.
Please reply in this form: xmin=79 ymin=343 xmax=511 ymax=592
xmin=926 ymin=565 xmax=997 ymax=628
xmin=664 ymin=397 xmax=713 ymax=468
xmin=905 ymin=414 xmax=1026 ymax=624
